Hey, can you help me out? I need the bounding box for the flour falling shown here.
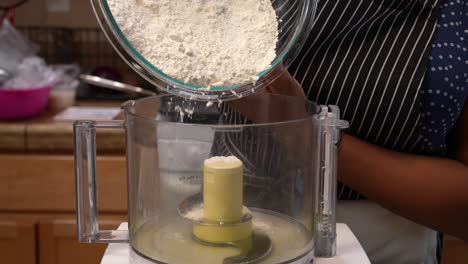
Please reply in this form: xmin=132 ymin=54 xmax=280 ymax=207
xmin=108 ymin=0 xmax=279 ymax=87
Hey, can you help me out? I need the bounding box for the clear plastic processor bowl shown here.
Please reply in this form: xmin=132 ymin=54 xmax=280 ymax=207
xmin=75 ymin=94 xmax=349 ymax=263
xmin=91 ymin=0 xmax=317 ymax=101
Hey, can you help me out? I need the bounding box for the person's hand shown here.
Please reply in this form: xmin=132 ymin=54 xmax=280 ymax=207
xmin=224 ymin=67 xmax=312 ymax=162
xmin=263 ymin=66 xmax=305 ymax=98
xmin=226 ymin=66 xmax=306 ymax=122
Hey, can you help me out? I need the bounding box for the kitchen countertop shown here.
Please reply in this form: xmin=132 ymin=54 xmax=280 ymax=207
xmin=0 ymin=101 xmax=126 ymax=154
xmin=101 ymin=223 xmax=371 ymax=264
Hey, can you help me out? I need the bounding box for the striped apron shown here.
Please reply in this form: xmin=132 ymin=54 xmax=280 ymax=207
xmin=292 ymin=1 xmax=441 ymax=263
xmin=290 ymin=1 xmax=441 ymax=263
xmin=217 ymin=0 xmax=443 ymax=263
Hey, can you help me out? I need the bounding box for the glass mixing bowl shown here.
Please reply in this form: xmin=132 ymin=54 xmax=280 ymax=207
xmin=91 ymin=0 xmax=317 ymax=101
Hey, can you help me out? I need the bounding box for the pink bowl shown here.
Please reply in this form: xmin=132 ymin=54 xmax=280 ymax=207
xmin=0 ymin=86 xmax=51 ymax=120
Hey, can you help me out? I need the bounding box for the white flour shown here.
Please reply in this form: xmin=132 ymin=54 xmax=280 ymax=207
xmin=204 ymin=156 xmax=242 ymax=166
xmin=183 ymin=205 xmax=204 ymax=221
xmin=108 ymin=0 xmax=278 ymax=87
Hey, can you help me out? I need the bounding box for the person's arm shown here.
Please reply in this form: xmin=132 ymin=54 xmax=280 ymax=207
xmin=450 ymin=99 xmax=468 ymax=164
xmin=248 ymin=71 xmax=468 ymax=240
xmin=338 ymin=100 xmax=468 ymax=241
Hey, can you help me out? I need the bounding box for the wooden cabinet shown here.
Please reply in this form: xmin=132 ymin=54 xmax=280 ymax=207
xmin=0 ymin=154 xmax=128 ymax=264
xmin=0 ymin=220 xmax=36 ymax=264
xmin=38 ymin=219 xmax=124 ymax=264
xmin=0 ymin=154 xmax=127 ymax=212
xmin=0 ymin=215 xmax=126 ymax=264
xmin=442 ymin=237 xmax=468 ymax=264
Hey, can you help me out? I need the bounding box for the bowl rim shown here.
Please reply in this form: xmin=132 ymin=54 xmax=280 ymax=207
xmin=122 ymin=94 xmax=323 ymax=128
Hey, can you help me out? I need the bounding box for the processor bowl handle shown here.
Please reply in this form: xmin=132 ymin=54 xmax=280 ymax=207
xmin=74 ymin=120 xmax=129 ymax=243
xmin=315 ymin=105 xmax=349 ymax=257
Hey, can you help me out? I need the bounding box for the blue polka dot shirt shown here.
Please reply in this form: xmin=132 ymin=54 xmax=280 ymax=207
xmin=420 ymin=0 xmax=468 ymax=156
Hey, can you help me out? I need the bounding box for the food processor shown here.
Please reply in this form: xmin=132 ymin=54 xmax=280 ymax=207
xmin=75 ymin=94 xmax=348 ymax=263
xmin=74 ymin=1 xmax=350 ymax=263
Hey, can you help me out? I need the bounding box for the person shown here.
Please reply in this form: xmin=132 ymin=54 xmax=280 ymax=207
xmin=254 ymin=0 xmax=467 ymax=263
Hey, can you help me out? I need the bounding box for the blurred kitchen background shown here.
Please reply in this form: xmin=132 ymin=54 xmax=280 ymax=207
xmin=7 ymin=0 xmax=156 ymax=103
xmin=0 ymin=1 xmax=466 ymax=264
xmin=1 ymin=1 xmax=131 ymax=264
